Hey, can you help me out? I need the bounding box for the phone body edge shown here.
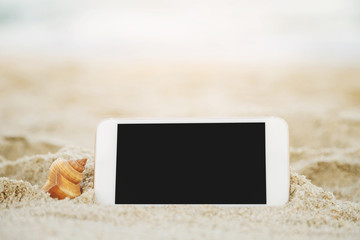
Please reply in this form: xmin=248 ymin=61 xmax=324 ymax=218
xmin=94 ymin=117 xmax=289 ymax=206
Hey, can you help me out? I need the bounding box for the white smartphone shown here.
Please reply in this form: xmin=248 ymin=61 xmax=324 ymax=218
xmin=94 ymin=117 xmax=289 ymax=206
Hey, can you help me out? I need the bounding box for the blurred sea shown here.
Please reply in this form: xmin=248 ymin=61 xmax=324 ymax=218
xmin=0 ymin=0 xmax=359 ymax=64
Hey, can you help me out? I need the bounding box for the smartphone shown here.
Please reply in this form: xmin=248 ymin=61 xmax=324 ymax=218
xmin=94 ymin=118 xmax=289 ymax=206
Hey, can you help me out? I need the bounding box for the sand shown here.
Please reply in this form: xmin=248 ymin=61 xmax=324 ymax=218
xmin=0 ymin=57 xmax=360 ymax=239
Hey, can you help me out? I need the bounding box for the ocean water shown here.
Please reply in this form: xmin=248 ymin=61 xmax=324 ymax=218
xmin=0 ymin=0 xmax=359 ymax=64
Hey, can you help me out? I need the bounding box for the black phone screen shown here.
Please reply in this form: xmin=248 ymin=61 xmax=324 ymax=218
xmin=115 ymin=123 xmax=266 ymax=204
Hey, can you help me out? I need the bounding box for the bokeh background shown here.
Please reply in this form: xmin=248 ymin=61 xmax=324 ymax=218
xmin=0 ymin=0 xmax=359 ymax=152
xmin=1 ymin=0 xmax=360 ymax=63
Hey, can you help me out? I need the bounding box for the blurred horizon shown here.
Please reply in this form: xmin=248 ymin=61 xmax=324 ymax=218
xmin=0 ymin=0 xmax=360 ymax=65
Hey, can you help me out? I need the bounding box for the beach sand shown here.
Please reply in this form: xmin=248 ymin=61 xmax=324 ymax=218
xmin=0 ymin=57 xmax=359 ymax=239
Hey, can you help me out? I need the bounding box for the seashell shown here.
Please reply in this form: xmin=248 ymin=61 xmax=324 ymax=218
xmin=42 ymin=158 xmax=87 ymax=199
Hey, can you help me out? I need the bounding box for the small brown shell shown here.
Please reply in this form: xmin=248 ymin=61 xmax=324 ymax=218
xmin=42 ymin=158 xmax=87 ymax=199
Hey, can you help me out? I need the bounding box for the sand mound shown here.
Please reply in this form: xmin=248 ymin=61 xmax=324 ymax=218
xmin=291 ymin=147 xmax=360 ymax=203
xmin=0 ymin=136 xmax=94 ymax=207
xmin=0 ymin=136 xmax=359 ymax=239
xmin=0 ymin=137 xmax=94 ymax=189
xmin=0 ymin=178 xmax=47 ymax=208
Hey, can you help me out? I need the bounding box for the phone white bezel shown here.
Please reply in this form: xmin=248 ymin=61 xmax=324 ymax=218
xmin=95 ymin=117 xmax=289 ymax=206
